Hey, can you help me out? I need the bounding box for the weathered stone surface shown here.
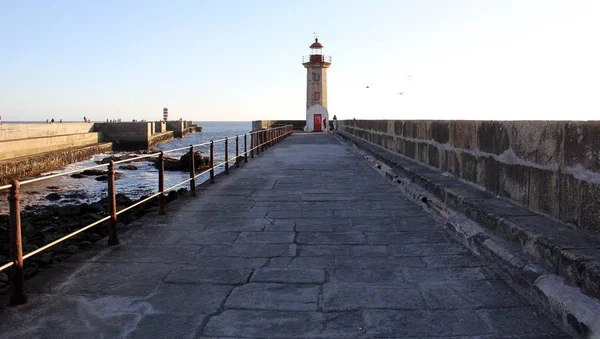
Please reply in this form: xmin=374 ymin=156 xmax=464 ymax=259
xmin=460 ymin=152 xmax=478 ymax=183
xmin=565 ymin=121 xmax=600 ymax=171
xmin=478 ymin=121 xmax=510 ymax=155
xmin=203 ymin=310 xmax=323 ymax=338
xmin=235 ymin=231 xmax=294 ymax=244
xmin=296 ymin=232 xmax=365 ymax=245
xmin=250 ymin=268 xmax=325 ymax=284
xmin=417 ymin=142 xmax=428 ymax=164
xmin=476 ymin=155 xmax=500 ymax=194
xmin=200 ymin=244 xmax=294 ymax=257
xmin=329 ymin=269 xmax=404 ymax=284
xmin=480 ymin=307 xmax=567 ymax=337
xmin=559 ymin=173 xmax=580 ymax=225
xmin=147 ymin=283 xmax=232 ymax=314
xmin=323 ymin=282 xmax=424 ymax=311
xmin=511 ymin=121 xmax=563 ymax=165
xmin=420 ymin=280 xmax=529 ymax=309
xmin=499 ymin=163 xmax=529 ymax=205
xmin=417 ymin=121 xmax=430 ymax=140
xmin=225 ymin=283 xmax=320 ymax=311
xmin=431 ymin=121 xmax=450 ymax=143
xmin=579 ymin=180 xmax=600 ymax=235
xmin=404 ymin=139 xmax=416 ymax=159
xmin=128 ymin=314 xmax=203 ymax=339
xmin=366 ymin=232 xmax=447 ymax=244
xmin=528 ymin=168 xmax=559 ymax=217
xmin=428 ymin=144 xmax=440 ymax=168
xmin=329 ymin=245 xmax=389 ymax=257
xmin=402 ymin=267 xmax=498 ymax=282
xmin=389 ymin=243 xmax=468 ymax=256
xmin=363 ymin=309 xmax=489 ymax=337
xmin=422 ymin=254 xmax=485 ymax=268
xmin=61 ymin=262 xmax=172 ymax=296
xmin=165 ymin=267 xmax=252 ymax=285
xmin=450 ymin=120 xmax=477 ymax=149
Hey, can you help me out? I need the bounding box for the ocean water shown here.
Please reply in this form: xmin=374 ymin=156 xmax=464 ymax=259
xmin=0 ymin=121 xmax=252 ymax=214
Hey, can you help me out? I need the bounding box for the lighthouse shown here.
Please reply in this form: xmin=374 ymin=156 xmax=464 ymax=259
xmin=303 ymin=36 xmax=332 ymax=132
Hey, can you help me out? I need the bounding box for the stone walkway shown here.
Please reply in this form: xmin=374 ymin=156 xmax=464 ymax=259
xmin=0 ymin=133 xmax=569 ymax=338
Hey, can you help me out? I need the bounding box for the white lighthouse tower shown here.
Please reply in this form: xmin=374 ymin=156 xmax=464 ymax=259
xmin=303 ymin=36 xmax=332 ymax=132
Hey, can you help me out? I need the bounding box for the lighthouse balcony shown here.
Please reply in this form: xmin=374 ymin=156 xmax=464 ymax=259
xmin=302 ymin=55 xmax=332 ymax=64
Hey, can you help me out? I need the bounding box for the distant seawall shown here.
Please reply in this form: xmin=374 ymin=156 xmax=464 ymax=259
xmin=0 ymin=120 xmax=200 ymax=184
xmin=339 ymin=120 xmax=600 ymax=236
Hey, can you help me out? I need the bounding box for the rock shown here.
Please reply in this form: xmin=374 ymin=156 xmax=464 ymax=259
xmin=95 ymin=172 xmax=124 ymax=181
xmin=96 ymin=155 xmax=138 ymax=164
xmin=24 ymin=267 xmax=37 ymax=278
xmin=88 ymin=233 xmax=102 ymax=242
xmin=38 ymin=252 xmax=54 ymax=266
xmin=46 ymin=186 xmax=59 ymax=190
xmin=179 ymin=151 xmax=210 ymax=170
xmin=23 ymin=244 xmax=38 ymax=254
xmin=79 ymin=241 xmax=92 ymax=247
xmin=63 ymin=245 xmax=79 ymax=254
xmin=70 ymin=173 xmax=86 ymax=179
xmin=0 ymin=272 xmax=8 ymax=283
xmin=119 ymin=164 xmax=138 ymax=170
xmin=163 ymin=157 xmax=184 ymax=171
xmin=81 ymin=169 xmax=107 ymax=176
xmin=167 ymin=190 xmax=178 ymax=202
xmin=0 ymin=255 xmax=8 ymax=264
xmin=45 ymin=193 xmax=62 ymax=201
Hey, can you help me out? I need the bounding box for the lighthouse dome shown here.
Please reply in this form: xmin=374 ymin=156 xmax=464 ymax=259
xmin=309 ymin=38 xmax=323 ymax=49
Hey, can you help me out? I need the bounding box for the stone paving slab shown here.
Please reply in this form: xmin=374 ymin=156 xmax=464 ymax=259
xmin=0 ymin=133 xmax=569 ymax=338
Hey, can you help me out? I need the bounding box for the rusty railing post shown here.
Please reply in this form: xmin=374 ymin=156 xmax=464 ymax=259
xmin=225 ymin=137 xmax=229 ymax=175
xmin=261 ymin=130 xmax=266 ymax=152
xmin=158 ymin=151 xmax=166 ymax=215
xmin=107 ymin=161 xmax=119 ymax=246
xmin=210 ymin=140 xmax=215 ymax=184
xmin=244 ymin=133 xmax=248 ymax=162
xmin=189 ymin=145 xmax=197 ymax=197
xmin=236 ymin=135 xmax=240 ymax=168
xmin=256 ymin=132 xmax=261 ymax=155
xmin=251 ymin=133 xmax=255 ymax=158
xmin=8 ymin=179 xmax=27 ymax=305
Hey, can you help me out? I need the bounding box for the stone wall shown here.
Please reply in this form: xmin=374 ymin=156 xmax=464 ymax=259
xmin=0 ymin=123 xmax=93 ymax=141
xmin=0 ymin=133 xmax=101 ymax=161
xmin=93 ymin=122 xmax=155 ymax=150
xmin=339 ymin=120 xmax=600 ymax=235
xmin=252 ymin=120 xmax=306 ymax=131
xmin=0 ymin=143 xmax=113 ymax=184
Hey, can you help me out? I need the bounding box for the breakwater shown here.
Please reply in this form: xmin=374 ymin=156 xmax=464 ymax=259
xmin=0 ymin=121 xmax=201 ymax=185
xmin=339 ymin=120 xmax=600 ymax=236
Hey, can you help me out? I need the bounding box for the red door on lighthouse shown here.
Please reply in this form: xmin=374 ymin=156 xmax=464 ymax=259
xmin=314 ymin=114 xmax=322 ymax=132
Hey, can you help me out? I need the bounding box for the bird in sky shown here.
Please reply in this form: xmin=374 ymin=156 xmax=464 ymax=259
xmin=366 ymin=85 xmax=370 ymax=88
xmin=398 ymin=92 xmax=404 ymax=95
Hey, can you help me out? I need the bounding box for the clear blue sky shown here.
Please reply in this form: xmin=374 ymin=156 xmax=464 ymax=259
xmin=1 ymin=0 xmax=599 ymax=122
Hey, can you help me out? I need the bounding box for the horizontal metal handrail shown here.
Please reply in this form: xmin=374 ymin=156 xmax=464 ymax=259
xmin=0 ymin=124 xmax=293 ymax=305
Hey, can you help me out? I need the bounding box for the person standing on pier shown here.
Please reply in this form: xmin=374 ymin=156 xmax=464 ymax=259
xmin=333 ymin=115 xmax=338 ymax=130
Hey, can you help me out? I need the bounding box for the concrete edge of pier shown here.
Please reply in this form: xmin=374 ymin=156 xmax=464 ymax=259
xmin=336 ymin=130 xmax=600 ymax=338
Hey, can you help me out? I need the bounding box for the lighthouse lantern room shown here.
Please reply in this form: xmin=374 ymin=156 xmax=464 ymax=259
xmin=303 ymin=36 xmax=332 ymax=132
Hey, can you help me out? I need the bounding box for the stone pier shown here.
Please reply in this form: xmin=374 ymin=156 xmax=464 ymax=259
xmin=0 ymin=133 xmax=567 ymax=338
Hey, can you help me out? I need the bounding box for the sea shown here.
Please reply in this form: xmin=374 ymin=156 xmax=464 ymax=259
xmin=0 ymin=121 xmax=252 ymax=214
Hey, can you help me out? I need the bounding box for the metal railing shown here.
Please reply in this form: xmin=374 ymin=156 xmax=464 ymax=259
xmin=302 ymin=55 xmax=332 ymax=64
xmin=0 ymin=124 xmax=293 ymax=305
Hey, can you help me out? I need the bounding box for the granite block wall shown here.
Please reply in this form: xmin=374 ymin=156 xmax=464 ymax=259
xmin=339 ymin=120 xmax=600 ymax=235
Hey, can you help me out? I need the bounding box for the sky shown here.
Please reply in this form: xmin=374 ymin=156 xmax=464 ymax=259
xmin=1 ymin=0 xmax=599 ymax=122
